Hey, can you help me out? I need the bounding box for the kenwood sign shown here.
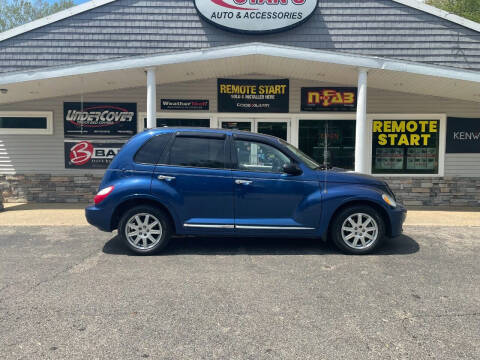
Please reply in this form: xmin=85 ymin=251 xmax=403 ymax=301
xmin=194 ymin=0 xmax=318 ymax=33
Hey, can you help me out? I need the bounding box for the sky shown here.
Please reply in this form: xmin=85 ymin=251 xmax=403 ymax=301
xmin=45 ymin=0 xmax=89 ymax=4
xmin=47 ymin=0 xmax=425 ymax=5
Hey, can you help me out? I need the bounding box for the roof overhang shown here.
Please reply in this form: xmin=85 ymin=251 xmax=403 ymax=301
xmin=0 ymin=43 xmax=479 ymax=105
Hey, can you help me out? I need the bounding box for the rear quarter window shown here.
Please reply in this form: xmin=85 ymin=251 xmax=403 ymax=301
xmin=134 ymin=134 xmax=171 ymax=164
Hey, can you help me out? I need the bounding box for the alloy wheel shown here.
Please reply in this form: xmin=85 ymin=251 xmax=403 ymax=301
xmin=125 ymin=213 xmax=163 ymax=250
xmin=341 ymin=213 xmax=378 ymax=250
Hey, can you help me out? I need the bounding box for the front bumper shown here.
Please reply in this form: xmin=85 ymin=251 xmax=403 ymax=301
xmin=388 ymin=203 xmax=407 ymax=237
xmin=85 ymin=205 xmax=112 ymax=232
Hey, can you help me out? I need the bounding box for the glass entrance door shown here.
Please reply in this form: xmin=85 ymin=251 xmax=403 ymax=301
xmin=256 ymin=120 xmax=288 ymax=141
xmin=220 ymin=119 xmax=253 ymax=132
xmin=220 ymin=118 xmax=290 ymax=142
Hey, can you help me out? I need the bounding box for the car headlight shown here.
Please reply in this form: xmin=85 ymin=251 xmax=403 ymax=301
xmin=382 ymin=193 xmax=397 ymax=208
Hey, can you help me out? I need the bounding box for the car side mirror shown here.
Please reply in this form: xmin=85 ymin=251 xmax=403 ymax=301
xmin=283 ymin=162 xmax=303 ymax=176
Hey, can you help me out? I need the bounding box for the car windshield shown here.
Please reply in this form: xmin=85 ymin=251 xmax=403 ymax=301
xmin=280 ymin=140 xmax=321 ymax=170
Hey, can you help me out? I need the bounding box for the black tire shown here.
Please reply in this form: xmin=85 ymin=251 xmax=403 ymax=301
xmin=118 ymin=205 xmax=172 ymax=255
xmin=330 ymin=205 xmax=386 ymax=255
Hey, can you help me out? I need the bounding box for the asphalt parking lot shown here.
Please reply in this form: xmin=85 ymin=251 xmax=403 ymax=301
xmin=1 ymin=225 xmax=479 ymax=359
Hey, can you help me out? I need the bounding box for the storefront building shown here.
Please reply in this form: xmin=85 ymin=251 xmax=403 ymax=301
xmin=1 ymin=0 xmax=480 ymax=206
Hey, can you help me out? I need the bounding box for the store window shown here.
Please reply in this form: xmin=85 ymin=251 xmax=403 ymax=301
xmin=299 ymin=120 xmax=355 ymax=169
xmin=0 ymin=112 xmax=53 ymax=135
xmin=143 ymin=118 xmax=210 ymax=129
xmin=371 ymin=119 xmax=440 ymax=174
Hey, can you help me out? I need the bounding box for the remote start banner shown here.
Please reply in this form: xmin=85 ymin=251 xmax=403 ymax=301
xmin=218 ymin=79 xmax=289 ymax=113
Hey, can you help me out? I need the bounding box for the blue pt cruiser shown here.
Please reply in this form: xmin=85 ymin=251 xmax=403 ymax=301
xmin=86 ymin=127 xmax=406 ymax=255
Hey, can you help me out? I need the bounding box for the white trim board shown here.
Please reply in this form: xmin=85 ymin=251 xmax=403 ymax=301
xmin=0 ymin=0 xmax=479 ymax=43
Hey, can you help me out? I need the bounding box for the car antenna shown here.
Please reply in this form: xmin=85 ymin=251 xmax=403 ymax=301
xmin=323 ymin=121 xmax=328 ymax=194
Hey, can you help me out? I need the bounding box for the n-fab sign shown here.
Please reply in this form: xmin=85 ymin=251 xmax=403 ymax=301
xmin=301 ymin=88 xmax=357 ymax=112
xmin=194 ymin=0 xmax=318 ymax=33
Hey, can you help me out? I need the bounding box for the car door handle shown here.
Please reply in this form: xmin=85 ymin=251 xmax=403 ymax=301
xmin=157 ymin=175 xmax=176 ymax=182
xmin=235 ymin=179 xmax=252 ymax=185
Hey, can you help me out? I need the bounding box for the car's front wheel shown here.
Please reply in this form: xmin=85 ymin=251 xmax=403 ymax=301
xmin=330 ymin=205 xmax=385 ymax=255
xmin=118 ymin=205 xmax=172 ymax=255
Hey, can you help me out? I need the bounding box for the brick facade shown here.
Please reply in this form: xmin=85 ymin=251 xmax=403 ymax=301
xmin=1 ymin=174 xmax=479 ymax=206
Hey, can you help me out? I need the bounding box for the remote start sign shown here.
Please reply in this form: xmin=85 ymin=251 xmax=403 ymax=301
xmin=218 ymin=78 xmax=289 ymax=113
xmin=65 ymin=140 xmax=124 ymax=169
xmin=194 ymin=0 xmax=318 ymax=33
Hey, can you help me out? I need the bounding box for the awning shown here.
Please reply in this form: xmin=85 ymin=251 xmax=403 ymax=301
xmin=0 ymin=42 xmax=479 ymax=104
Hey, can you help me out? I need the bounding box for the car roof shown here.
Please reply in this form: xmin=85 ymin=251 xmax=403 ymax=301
xmin=145 ymin=126 xmax=282 ymax=142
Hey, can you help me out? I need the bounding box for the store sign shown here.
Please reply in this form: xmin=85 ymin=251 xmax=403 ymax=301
xmin=371 ymin=120 xmax=440 ymax=173
xmin=194 ymin=0 xmax=318 ymax=33
xmin=446 ymin=117 xmax=480 ymax=153
xmin=373 ymin=120 xmax=438 ymax=147
xmin=161 ymin=99 xmax=209 ymax=111
xmin=64 ymin=140 xmax=124 ymax=169
xmin=218 ymin=78 xmax=289 ymax=113
xmin=64 ymin=102 xmax=137 ymax=136
xmin=301 ymin=88 xmax=357 ymax=111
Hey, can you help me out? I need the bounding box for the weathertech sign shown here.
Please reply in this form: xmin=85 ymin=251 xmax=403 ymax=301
xmin=64 ymin=102 xmax=137 ymax=136
xmin=194 ymin=0 xmax=318 ymax=33
xmin=65 ymin=140 xmax=124 ymax=169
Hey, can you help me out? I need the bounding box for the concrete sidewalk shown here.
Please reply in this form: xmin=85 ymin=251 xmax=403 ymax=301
xmin=1 ymin=203 xmax=479 ymax=227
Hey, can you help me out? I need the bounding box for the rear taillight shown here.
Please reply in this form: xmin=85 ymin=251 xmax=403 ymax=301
xmin=94 ymin=185 xmax=114 ymax=205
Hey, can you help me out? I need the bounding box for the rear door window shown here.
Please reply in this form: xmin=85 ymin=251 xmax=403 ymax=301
xmin=134 ymin=134 xmax=171 ymax=164
xmin=168 ymin=136 xmax=225 ymax=169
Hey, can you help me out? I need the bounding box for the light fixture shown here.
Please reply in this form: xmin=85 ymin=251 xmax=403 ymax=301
xmin=0 ymin=89 xmax=8 ymax=94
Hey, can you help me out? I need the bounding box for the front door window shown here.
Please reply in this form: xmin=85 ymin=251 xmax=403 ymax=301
xmin=234 ymin=140 xmax=291 ymax=173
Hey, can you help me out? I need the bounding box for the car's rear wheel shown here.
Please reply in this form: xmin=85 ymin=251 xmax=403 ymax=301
xmin=119 ymin=205 xmax=172 ymax=255
xmin=330 ymin=205 xmax=385 ymax=255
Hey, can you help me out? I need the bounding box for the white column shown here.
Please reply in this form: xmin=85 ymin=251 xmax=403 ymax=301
xmin=355 ymin=68 xmax=368 ymax=173
xmin=146 ymin=67 xmax=156 ymax=129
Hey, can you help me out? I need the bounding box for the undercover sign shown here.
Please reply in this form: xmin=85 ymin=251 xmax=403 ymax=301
xmin=301 ymin=88 xmax=357 ymax=111
xmin=446 ymin=117 xmax=480 ymax=153
xmin=64 ymin=102 xmax=137 ymax=136
xmin=195 ymin=0 xmax=318 ymax=34
xmin=218 ymin=78 xmax=289 ymax=113
xmin=64 ymin=140 xmax=124 ymax=169
xmin=161 ymin=99 xmax=209 ymax=111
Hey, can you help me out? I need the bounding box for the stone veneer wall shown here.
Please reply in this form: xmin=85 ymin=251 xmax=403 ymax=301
xmin=382 ymin=177 xmax=480 ymax=207
xmin=0 ymin=174 xmax=480 ymax=206
xmin=0 ymin=174 xmax=103 ymax=203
